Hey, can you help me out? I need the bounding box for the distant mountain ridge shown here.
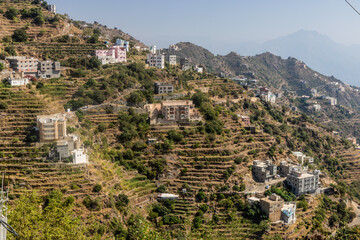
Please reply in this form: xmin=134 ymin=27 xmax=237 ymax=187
xmin=235 ymin=30 xmax=360 ymax=87
xmin=163 ymin=42 xmax=360 ymax=110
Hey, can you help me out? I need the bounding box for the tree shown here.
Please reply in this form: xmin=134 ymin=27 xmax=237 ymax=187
xmin=33 ymin=15 xmax=45 ymax=26
xmin=0 ymin=63 xmax=4 ymax=72
xmin=8 ymin=190 xmax=85 ymax=240
xmin=12 ymin=29 xmax=28 ymax=42
xmin=127 ymin=91 xmax=144 ymax=105
xmin=4 ymin=46 xmax=16 ymax=56
xmin=4 ymin=7 xmax=19 ymax=20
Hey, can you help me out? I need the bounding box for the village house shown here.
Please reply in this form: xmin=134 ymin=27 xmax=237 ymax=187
xmin=347 ymin=137 xmax=357 ymax=145
xmin=180 ymin=57 xmax=191 ymax=71
xmin=95 ymin=45 xmax=127 ymax=65
xmin=279 ymin=161 xmax=298 ymax=177
xmin=259 ymin=87 xmax=276 ymax=103
xmin=312 ymin=104 xmax=321 ymax=111
xmin=154 ymin=82 xmax=174 ymax=94
xmin=6 ymin=57 xmax=61 ymax=79
xmin=260 ymin=194 xmax=297 ymax=224
xmin=252 ymin=160 xmax=277 ymax=183
xmin=48 ymin=4 xmax=56 ymax=13
xmin=286 ymin=169 xmax=320 ymax=195
xmin=6 ymin=77 xmax=30 ymax=86
xmin=37 ymin=114 xmax=67 ymax=142
xmin=115 ymin=39 xmax=130 ymax=51
xmin=147 ymin=53 xmax=165 ymax=69
xmin=166 ymin=55 xmax=177 ymax=66
xmin=145 ymin=100 xmax=201 ymax=125
xmin=241 ymin=115 xmax=251 ymax=126
xmin=292 ymin=151 xmax=314 ymax=164
xmin=149 ymin=45 xmax=157 ymax=54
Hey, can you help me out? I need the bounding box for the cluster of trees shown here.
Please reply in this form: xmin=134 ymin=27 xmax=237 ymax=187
xmin=8 ymin=190 xmax=84 ymax=239
xmin=148 ymin=200 xmax=182 ymax=226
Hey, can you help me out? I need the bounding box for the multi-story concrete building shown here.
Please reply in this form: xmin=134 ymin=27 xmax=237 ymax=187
xmin=56 ymin=135 xmax=81 ymax=159
xmin=286 ymin=169 xmax=320 ymax=195
xmin=260 ymin=194 xmax=297 ymax=224
xmin=7 ymin=57 xmax=38 ymax=75
xmin=166 ymin=55 xmax=177 ymax=66
xmin=145 ymin=100 xmax=201 ymax=125
xmin=149 ymin=45 xmax=157 ymax=54
xmin=6 ymin=57 xmax=61 ymax=79
xmin=252 ymin=160 xmax=277 ymax=182
xmin=154 ymin=82 xmax=174 ymax=94
xmin=260 ymin=194 xmax=284 ymax=222
xmin=180 ymin=57 xmax=191 ymax=71
xmin=95 ymin=46 xmax=127 ymax=65
xmin=115 ymin=39 xmax=130 ymax=51
xmin=281 ymin=202 xmax=297 ymax=224
xmin=38 ymin=61 xmax=61 ymax=78
xmin=6 ymin=77 xmax=30 ymax=86
xmin=147 ymin=54 xmax=165 ymax=69
xmin=313 ymin=104 xmax=321 ymax=111
xmin=48 ymin=5 xmax=56 ymax=13
xmin=37 ymin=114 xmax=67 ymax=142
xmin=292 ymin=151 xmax=314 ymax=164
xmin=327 ymin=97 xmax=337 ymax=106
xmin=279 ymin=161 xmax=298 ymax=177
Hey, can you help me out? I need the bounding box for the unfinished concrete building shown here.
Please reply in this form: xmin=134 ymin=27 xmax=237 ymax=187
xmin=252 ymin=160 xmax=277 ymax=182
xmin=154 ymin=82 xmax=174 ymax=94
xmin=145 ymin=100 xmax=201 ymax=125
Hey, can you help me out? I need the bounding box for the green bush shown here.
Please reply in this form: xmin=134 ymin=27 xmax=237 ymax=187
xmin=92 ymin=184 xmax=102 ymax=193
xmin=12 ymin=28 xmax=28 ymax=42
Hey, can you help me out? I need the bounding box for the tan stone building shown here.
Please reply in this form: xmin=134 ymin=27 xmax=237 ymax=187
xmin=145 ymin=100 xmax=201 ymax=125
xmin=260 ymin=194 xmax=284 ymax=222
xmin=37 ymin=114 xmax=66 ymax=142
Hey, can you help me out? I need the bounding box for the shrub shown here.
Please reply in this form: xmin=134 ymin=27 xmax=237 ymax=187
xmin=92 ymin=184 xmax=102 ymax=193
xmin=83 ymin=195 xmax=102 ymax=211
xmin=4 ymin=7 xmax=18 ymax=20
xmin=12 ymin=28 xmax=28 ymax=42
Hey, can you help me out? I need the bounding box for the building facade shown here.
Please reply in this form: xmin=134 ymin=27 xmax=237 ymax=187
xmin=154 ymin=82 xmax=174 ymax=94
xmin=48 ymin=5 xmax=56 ymax=13
xmin=6 ymin=77 xmax=30 ymax=86
xmin=95 ymin=46 xmax=127 ymax=65
xmin=6 ymin=57 xmax=61 ymax=79
xmin=252 ymin=160 xmax=277 ymax=182
xmin=260 ymin=194 xmax=284 ymax=222
xmin=286 ymin=169 xmax=320 ymax=195
xmin=166 ymin=55 xmax=177 ymax=65
xmin=115 ymin=39 xmax=130 ymax=51
xmin=180 ymin=57 xmax=191 ymax=71
xmin=37 ymin=114 xmax=67 ymax=142
xmin=72 ymin=149 xmax=87 ymax=164
xmin=147 ymin=54 xmax=165 ymax=69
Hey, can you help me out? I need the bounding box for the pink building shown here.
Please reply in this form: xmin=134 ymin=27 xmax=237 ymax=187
xmin=95 ymin=46 xmax=126 ymax=65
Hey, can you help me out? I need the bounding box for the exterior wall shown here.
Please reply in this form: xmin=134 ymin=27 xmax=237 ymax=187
xmin=7 ymin=78 xmax=30 ymax=86
xmin=241 ymin=116 xmax=250 ymax=126
xmin=154 ymin=83 xmax=174 ymax=94
xmin=72 ymin=149 xmax=87 ymax=164
xmin=95 ymin=46 xmax=127 ymax=65
xmin=7 ymin=57 xmax=38 ymax=73
xmin=180 ymin=58 xmax=190 ymax=70
xmin=166 ymin=55 xmax=177 ymax=65
xmin=37 ymin=115 xmax=67 ymax=142
xmin=252 ymin=161 xmax=277 ymax=182
xmin=48 ymin=5 xmax=56 ymax=13
xmin=147 ymin=54 xmax=165 ymax=69
xmin=6 ymin=57 xmax=61 ymax=78
xmin=286 ymin=171 xmax=320 ymax=195
xmin=260 ymin=198 xmax=283 ymax=222
xmin=115 ymin=39 xmax=130 ymax=51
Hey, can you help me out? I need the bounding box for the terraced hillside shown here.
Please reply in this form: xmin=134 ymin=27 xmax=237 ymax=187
xmin=0 ymin=87 xmax=92 ymax=197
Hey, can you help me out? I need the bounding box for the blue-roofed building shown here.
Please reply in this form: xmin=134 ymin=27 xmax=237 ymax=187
xmin=281 ymin=203 xmax=297 ymax=224
xmin=115 ymin=39 xmax=130 ymax=51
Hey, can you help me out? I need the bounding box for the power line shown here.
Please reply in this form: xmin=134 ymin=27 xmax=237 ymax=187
xmin=345 ymin=0 xmax=360 ymax=16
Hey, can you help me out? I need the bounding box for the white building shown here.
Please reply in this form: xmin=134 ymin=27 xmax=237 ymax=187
xmin=292 ymin=151 xmax=314 ymax=164
xmin=327 ymin=97 xmax=337 ymax=106
xmin=313 ymin=104 xmax=321 ymax=111
xmin=6 ymin=77 xmax=30 ymax=86
xmin=196 ymin=67 xmax=203 ymax=73
xmin=115 ymin=39 xmax=130 ymax=51
xmin=286 ymin=169 xmax=320 ymax=195
xmin=48 ymin=5 xmax=56 ymax=13
xmin=281 ymin=203 xmax=296 ymax=224
xmin=72 ymin=149 xmax=87 ymax=164
xmin=166 ymin=55 xmax=177 ymax=66
xmin=147 ymin=54 xmax=165 ymax=69
xmin=149 ymin=45 xmax=157 ymax=54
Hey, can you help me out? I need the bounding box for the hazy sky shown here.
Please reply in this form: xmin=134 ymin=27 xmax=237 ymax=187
xmin=48 ymin=0 xmax=360 ymax=54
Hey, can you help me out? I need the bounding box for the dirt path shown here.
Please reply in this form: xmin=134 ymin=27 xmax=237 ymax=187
xmin=349 ymin=201 xmax=360 ymax=227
